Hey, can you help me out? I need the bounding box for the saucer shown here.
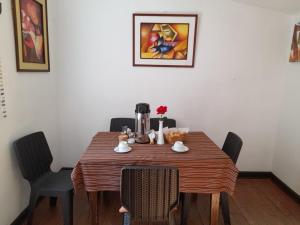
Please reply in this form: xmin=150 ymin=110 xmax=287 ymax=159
xmin=171 ymin=146 xmax=189 ymax=153
xmin=114 ymin=146 xmax=132 ymax=153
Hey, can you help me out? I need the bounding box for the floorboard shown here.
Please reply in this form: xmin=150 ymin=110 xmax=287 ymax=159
xmin=21 ymin=179 xmax=300 ymax=225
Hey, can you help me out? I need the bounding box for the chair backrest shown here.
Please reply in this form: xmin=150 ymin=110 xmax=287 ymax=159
xmin=110 ymin=118 xmax=135 ymax=132
xmin=110 ymin=118 xmax=176 ymax=132
xmin=222 ymin=132 xmax=243 ymax=164
xmin=150 ymin=118 xmax=176 ymax=131
xmin=13 ymin=132 xmax=53 ymax=183
xmin=121 ymin=166 xmax=179 ymax=223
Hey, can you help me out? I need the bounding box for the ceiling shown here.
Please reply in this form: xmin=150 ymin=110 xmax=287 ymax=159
xmin=233 ymin=0 xmax=300 ymax=15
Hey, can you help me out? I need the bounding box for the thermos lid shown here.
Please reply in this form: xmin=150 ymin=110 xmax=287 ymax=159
xmin=135 ymin=103 xmax=150 ymax=114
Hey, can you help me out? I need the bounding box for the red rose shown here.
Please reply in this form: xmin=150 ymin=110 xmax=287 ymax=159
xmin=156 ymin=105 xmax=168 ymax=115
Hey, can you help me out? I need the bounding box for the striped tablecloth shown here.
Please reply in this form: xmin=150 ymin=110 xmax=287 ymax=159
xmin=72 ymin=132 xmax=238 ymax=195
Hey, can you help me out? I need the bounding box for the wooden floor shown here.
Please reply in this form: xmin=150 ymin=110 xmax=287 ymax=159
xmin=24 ymin=179 xmax=300 ymax=225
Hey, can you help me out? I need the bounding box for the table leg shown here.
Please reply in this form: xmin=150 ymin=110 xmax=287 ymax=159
xmin=210 ymin=193 xmax=220 ymax=225
xmin=88 ymin=192 xmax=99 ymax=225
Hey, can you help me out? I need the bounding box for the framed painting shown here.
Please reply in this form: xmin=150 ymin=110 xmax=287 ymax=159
xmin=289 ymin=23 xmax=300 ymax=63
xmin=12 ymin=0 xmax=50 ymax=72
xmin=133 ymin=13 xmax=198 ymax=68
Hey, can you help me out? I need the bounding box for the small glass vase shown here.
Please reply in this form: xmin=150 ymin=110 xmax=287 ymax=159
xmin=157 ymin=120 xmax=164 ymax=145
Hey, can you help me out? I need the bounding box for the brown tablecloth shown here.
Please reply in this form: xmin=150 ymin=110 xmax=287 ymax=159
xmin=72 ymin=132 xmax=238 ymax=195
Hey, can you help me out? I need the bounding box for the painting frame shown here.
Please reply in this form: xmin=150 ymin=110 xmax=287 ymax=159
xmin=133 ymin=13 xmax=198 ymax=68
xmin=12 ymin=0 xmax=50 ymax=72
xmin=289 ymin=23 xmax=300 ymax=63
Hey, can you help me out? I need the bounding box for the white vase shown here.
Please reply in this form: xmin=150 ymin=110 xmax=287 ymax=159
xmin=157 ymin=120 xmax=164 ymax=145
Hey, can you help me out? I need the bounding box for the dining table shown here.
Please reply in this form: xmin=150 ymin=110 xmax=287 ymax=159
xmin=71 ymin=132 xmax=239 ymax=225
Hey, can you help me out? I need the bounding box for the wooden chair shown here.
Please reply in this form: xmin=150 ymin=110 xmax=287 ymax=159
xmin=120 ymin=166 xmax=179 ymax=225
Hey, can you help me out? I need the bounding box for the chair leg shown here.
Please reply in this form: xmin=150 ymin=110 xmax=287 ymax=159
xmin=61 ymin=191 xmax=73 ymax=225
xmin=169 ymin=212 xmax=176 ymax=225
xmin=27 ymin=192 xmax=39 ymax=225
xmin=122 ymin=212 xmax=130 ymax=225
xmin=50 ymin=197 xmax=57 ymax=207
xmin=220 ymin=192 xmax=231 ymax=225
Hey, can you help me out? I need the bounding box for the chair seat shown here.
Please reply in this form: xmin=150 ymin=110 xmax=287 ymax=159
xmin=32 ymin=170 xmax=73 ymax=195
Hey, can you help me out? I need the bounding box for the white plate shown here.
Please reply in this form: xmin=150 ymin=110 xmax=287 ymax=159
xmin=114 ymin=147 xmax=132 ymax=153
xmin=171 ymin=146 xmax=189 ymax=153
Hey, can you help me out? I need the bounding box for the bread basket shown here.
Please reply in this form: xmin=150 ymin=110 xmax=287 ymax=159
xmin=164 ymin=128 xmax=189 ymax=145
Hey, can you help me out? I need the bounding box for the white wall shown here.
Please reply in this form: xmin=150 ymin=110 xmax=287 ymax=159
xmin=0 ymin=1 xmax=59 ymax=224
xmin=54 ymin=0 xmax=289 ymax=171
xmin=273 ymin=15 xmax=300 ymax=195
xmin=0 ymin=0 xmax=298 ymax=223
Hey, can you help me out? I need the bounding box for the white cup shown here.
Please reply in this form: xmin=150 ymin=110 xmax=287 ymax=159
xmin=118 ymin=141 xmax=129 ymax=152
xmin=173 ymin=141 xmax=185 ymax=151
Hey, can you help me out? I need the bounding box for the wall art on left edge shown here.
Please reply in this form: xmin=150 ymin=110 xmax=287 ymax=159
xmin=289 ymin=23 xmax=300 ymax=63
xmin=12 ymin=0 xmax=50 ymax=72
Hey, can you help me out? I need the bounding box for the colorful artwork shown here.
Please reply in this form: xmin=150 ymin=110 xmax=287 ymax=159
xmin=140 ymin=23 xmax=189 ymax=60
xmin=289 ymin=24 xmax=300 ymax=62
xmin=21 ymin=0 xmax=45 ymax=63
xmin=12 ymin=0 xmax=50 ymax=71
xmin=133 ymin=14 xmax=198 ymax=67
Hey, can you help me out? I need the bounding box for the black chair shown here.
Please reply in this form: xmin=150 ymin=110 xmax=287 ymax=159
xmin=110 ymin=118 xmax=135 ymax=132
xmin=150 ymin=118 xmax=176 ymax=131
xmin=13 ymin=132 xmax=74 ymax=225
xmin=220 ymin=132 xmax=243 ymax=225
xmin=120 ymin=166 xmax=179 ymax=225
xmin=110 ymin=118 xmax=176 ymax=132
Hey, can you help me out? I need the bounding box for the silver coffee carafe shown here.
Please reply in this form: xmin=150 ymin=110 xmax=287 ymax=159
xmin=135 ymin=103 xmax=150 ymax=144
